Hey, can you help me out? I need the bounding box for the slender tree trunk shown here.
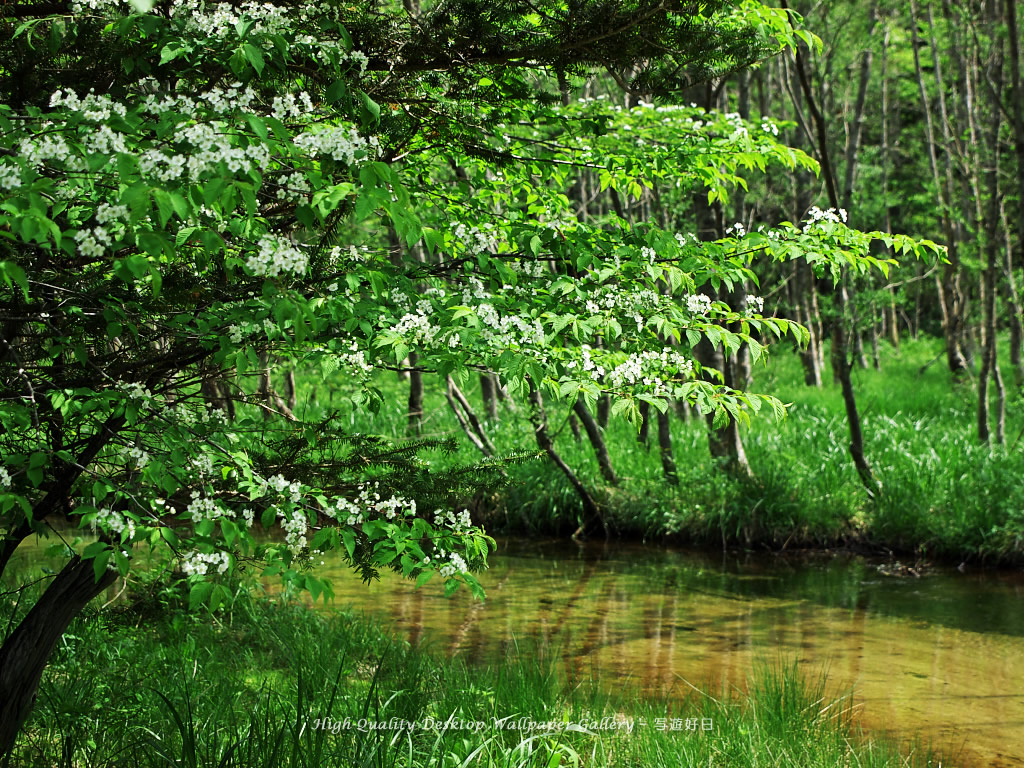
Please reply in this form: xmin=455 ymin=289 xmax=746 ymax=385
xmin=284 ymin=367 xmax=296 ymax=411
xmin=1000 ymin=203 xmax=1024 ymax=387
xmin=870 ymin=306 xmax=881 ymax=370
xmin=1005 ymin=0 xmax=1024 ymax=387
xmin=910 ymin=0 xmax=969 ymax=379
xmin=656 ymin=409 xmax=679 ymax=485
xmin=445 ymin=376 xmax=497 ymax=456
xmin=258 ymin=352 xmax=296 ymax=420
xmin=528 ymin=382 xmax=605 ymax=539
xmin=796 ymin=262 xmax=822 ymax=386
xmin=572 ymin=398 xmax=619 ymax=485
xmin=407 ymin=353 xmax=423 ymax=436
xmin=784 ymin=0 xmax=878 ymax=496
xmin=979 ymin=23 xmax=1005 ymax=444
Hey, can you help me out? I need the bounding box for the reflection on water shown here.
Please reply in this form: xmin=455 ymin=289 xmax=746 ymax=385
xmin=296 ymin=539 xmax=1024 ymax=768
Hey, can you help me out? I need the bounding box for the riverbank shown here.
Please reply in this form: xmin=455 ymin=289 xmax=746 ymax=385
xmin=330 ymin=336 xmax=1024 ymax=564
xmin=10 ymin=584 xmax=939 ymax=767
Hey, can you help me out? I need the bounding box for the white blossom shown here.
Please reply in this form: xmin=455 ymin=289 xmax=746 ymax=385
xmin=686 ymin=293 xmax=712 ymax=315
xmin=246 ymin=234 xmax=309 ymax=277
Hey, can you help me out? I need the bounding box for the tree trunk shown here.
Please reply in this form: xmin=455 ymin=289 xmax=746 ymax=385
xmin=596 ymin=395 xmax=610 ymax=429
xmin=656 ymin=409 xmax=679 ymax=485
xmin=528 ymin=383 xmax=605 ymax=539
xmin=407 ymin=353 xmax=423 ymax=436
xmin=480 ymin=373 xmax=499 ymax=420
xmin=572 ymin=398 xmax=619 ymax=485
xmin=979 ymin=22 xmax=1004 ymax=444
xmin=1005 ymin=0 xmax=1024 ymax=388
xmin=1000 ymin=204 xmax=1024 ymax=388
xmin=636 ymin=400 xmax=650 ymax=447
xmin=445 ymin=376 xmax=496 ymax=457
xmin=784 ymin=0 xmax=878 ymax=496
xmin=910 ymin=0 xmax=969 ymax=379
xmin=796 ymin=263 xmax=823 ymax=386
xmin=0 ymin=557 xmax=118 ymax=759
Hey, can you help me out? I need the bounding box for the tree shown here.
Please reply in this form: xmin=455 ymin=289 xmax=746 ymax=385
xmin=0 ymin=0 xmax=939 ymax=756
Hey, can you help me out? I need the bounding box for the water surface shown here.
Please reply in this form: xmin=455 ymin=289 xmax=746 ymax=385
xmin=304 ymin=539 xmax=1024 ymax=768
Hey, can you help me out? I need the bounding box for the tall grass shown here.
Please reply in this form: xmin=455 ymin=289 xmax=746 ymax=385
xmin=11 ymin=587 xmax=940 ymax=767
xmin=311 ymin=337 xmax=1024 ymax=562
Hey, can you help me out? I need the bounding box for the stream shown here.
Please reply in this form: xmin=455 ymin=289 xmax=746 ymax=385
xmin=302 ymin=538 xmax=1024 ymax=768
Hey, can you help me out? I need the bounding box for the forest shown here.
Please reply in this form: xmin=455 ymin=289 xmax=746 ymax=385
xmin=1 ymin=0 xmax=1022 ymax=765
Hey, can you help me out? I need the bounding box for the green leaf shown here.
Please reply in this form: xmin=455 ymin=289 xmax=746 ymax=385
xmin=189 ymin=581 xmax=213 ymax=611
xmin=92 ymin=549 xmax=111 ymax=582
xmin=241 ymin=43 xmax=265 ymax=75
xmin=0 ymin=261 xmax=29 ymax=302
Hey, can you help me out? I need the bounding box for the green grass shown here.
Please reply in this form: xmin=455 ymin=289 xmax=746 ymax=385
xmin=11 ymin=586 xmax=940 ymax=768
xmin=309 ymin=336 xmax=1024 ymax=563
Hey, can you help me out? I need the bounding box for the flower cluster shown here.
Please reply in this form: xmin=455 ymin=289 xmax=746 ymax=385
xmin=325 ymin=484 xmax=418 ymax=528
xmin=745 ymin=294 xmax=765 ymax=313
xmin=266 ymin=474 xmax=304 ymax=502
xmin=433 ymin=508 xmax=473 ymax=532
xmin=606 ymin=349 xmax=694 ymax=390
xmin=336 ymin=341 xmax=374 ymax=374
xmin=171 ymin=402 xmax=227 ymax=428
xmin=94 ymin=507 xmax=136 ymax=540
xmin=434 ymin=549 xmax=469 ymax=579
xmin=452 ymin=221 xmax=501 ymax=254
xmin=802 ymin=206 xmax=849 ymax=233
xmin=294 ymin=124 xmax=380 ymax=164
xmin=584 ymin=285 xmax=661 ymax=332
xmin=186 ymin=492 xmax=229 ymax=523
xmin=0 ymin=162 xmax=20 ymax=191
xmin=0 ymin=467 xmax=11 ymax=487
xmin=280 ymin=506 xmax=309 ymax=554
xmin=116 ymin=380 xmax=153 ymax=401
xmin=686 ymin=294 xmax=712 ymax=315
xmin=246 ymin=234 xmax=309 ymax=277
xmin=180 ymin=549 xmax=231 ymax=576
xmin=122 ymin=445 xmax=150 ymax=469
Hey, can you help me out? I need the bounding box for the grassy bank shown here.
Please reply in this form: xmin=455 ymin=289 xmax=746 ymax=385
xmin=320 ymin=337 xmax=1024 ymax=563
xmin=10 ymin=587 xmax=937 ymax=767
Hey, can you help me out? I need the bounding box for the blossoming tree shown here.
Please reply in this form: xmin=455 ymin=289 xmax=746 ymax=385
xmin=0 ymin=0 xmax=940 ymax=753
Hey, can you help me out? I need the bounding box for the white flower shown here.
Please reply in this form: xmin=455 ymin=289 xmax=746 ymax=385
xmin=686 ymin=294 xmax=712 ymax=315
xmin=180 ymin=550 xmax=231 ymax=576
xmin=246 ymin=234 xmax=309 ymax=277
xmin=0 ymin=467 xmax=10 ymax=487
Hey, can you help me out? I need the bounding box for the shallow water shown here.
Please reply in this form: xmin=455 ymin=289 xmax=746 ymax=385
xmin=301 ymin=539 xmax=1024 ymax=767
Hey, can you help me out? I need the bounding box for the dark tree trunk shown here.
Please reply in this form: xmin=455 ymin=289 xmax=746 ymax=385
xmin=284 ymin=367 xmax=297 ymax=412
xmin=636 ymin=400 xmax=650 ymax=447
xmin=0 ymin=557 xmax=118 ymax=759
xmin=656 ymin=409 xmax=679 ymax=485
xmin=407 ymin=353 xmax=423 ymax=436
xmin=979 ymin=27 xmax=1004 ymax=443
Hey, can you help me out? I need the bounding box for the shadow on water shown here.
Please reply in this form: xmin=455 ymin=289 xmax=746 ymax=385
xmin=307 ymin=538 xmax=1024 ymax=768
